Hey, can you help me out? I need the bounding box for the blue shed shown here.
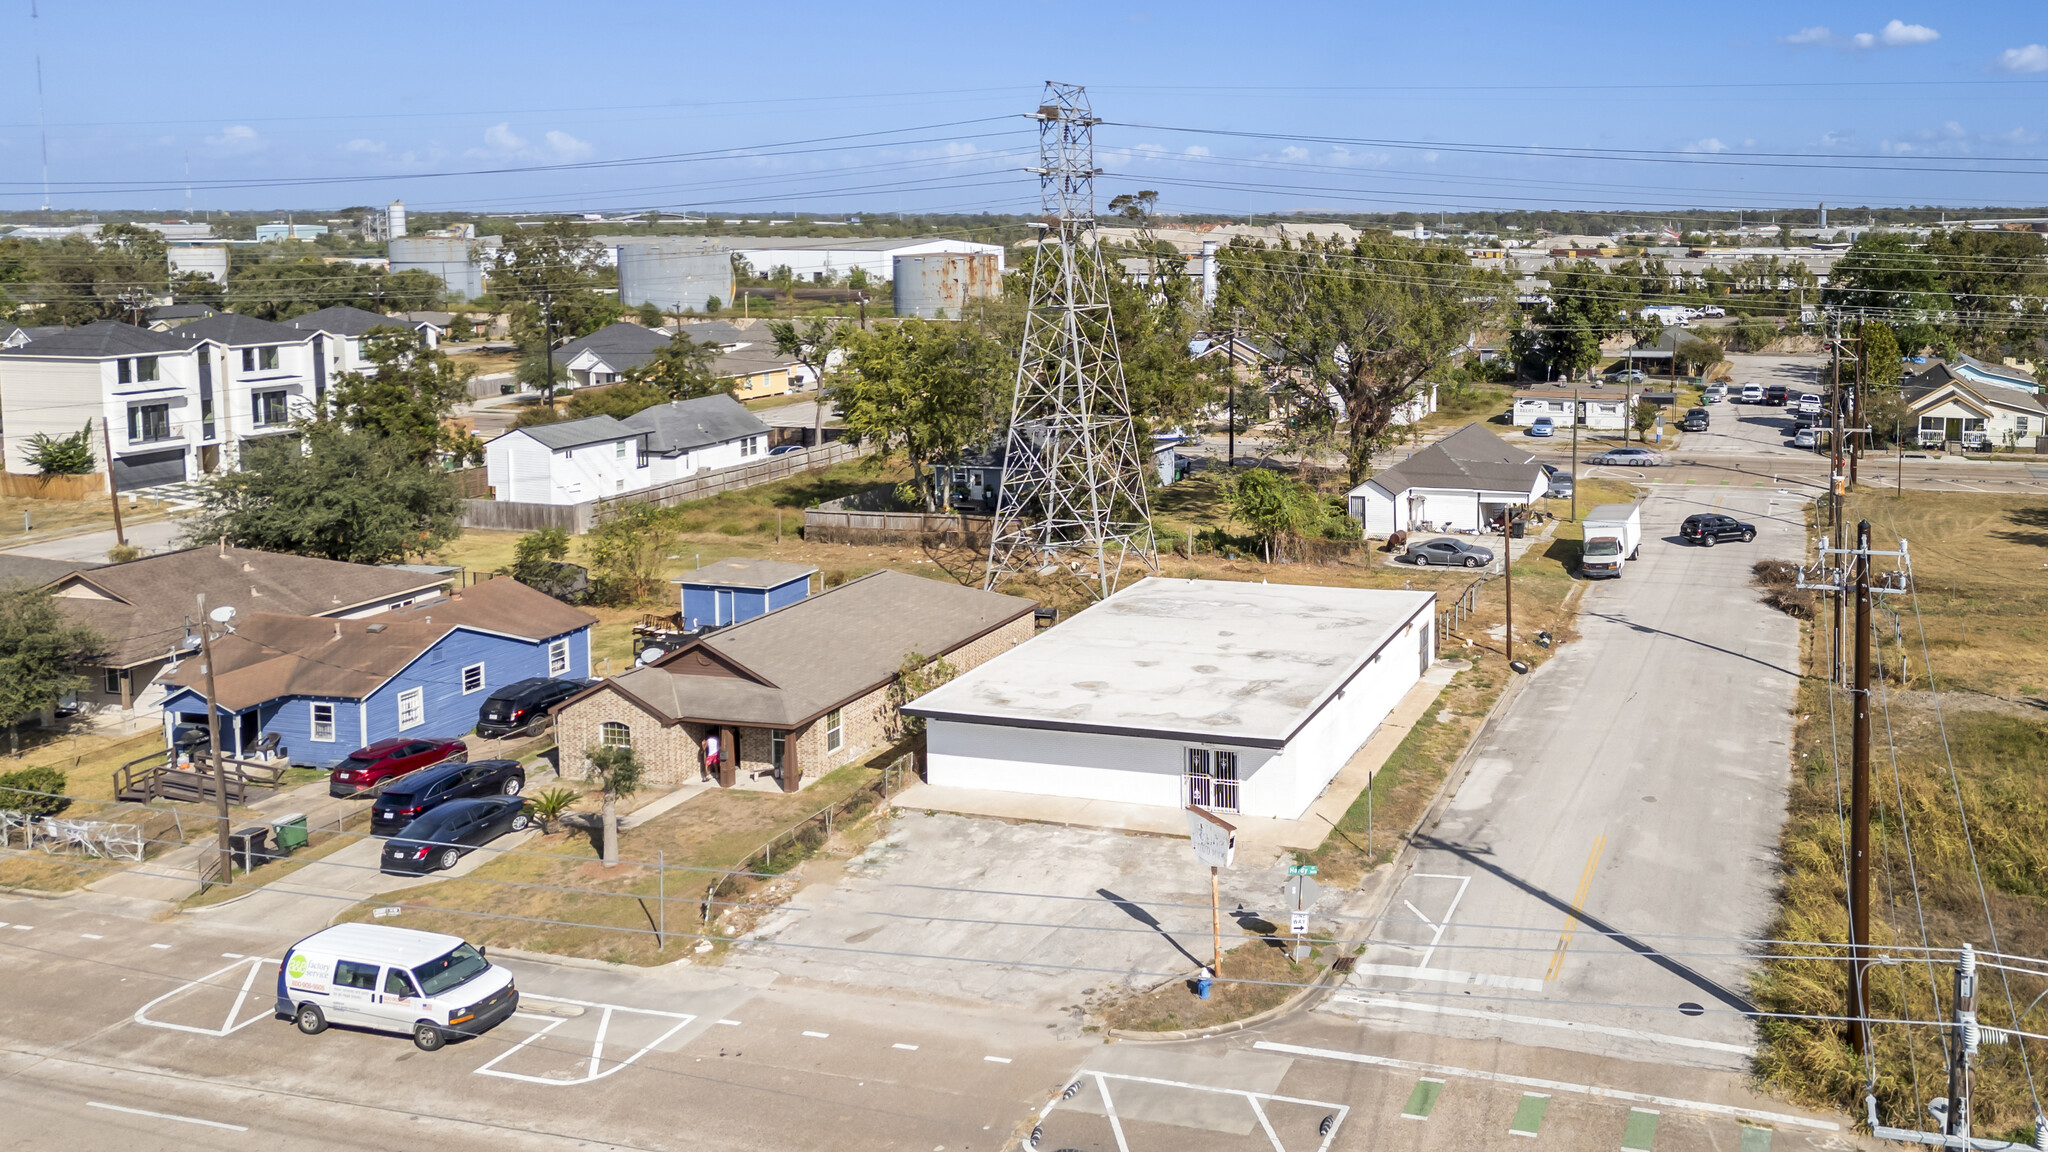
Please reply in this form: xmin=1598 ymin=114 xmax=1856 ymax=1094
xmin=157 ymin=579 xmax=596 ymax=767
xmin=674 ymin=558 xmax=816 ymax=632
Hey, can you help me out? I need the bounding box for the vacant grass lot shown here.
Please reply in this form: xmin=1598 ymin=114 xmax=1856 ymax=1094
xmin=1753 ymin=491 xmax=2048 ymax=1139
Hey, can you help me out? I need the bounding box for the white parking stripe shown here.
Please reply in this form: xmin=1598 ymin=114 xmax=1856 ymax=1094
xmin=984 ymin=1055 xmax=1011 ymax=1063
xmin=1334 ymin=995 xmax=1756 ymax=1056
xmin=87 ymin=1102 xmax=247 ymax=1132
xmin=80 ymin=933 xmax=103 ymax=940
xmin=893 ymin=1043 xmax=919 ymax=1050
xmin=802 ymin=1031 xmax=829 ymax=1038
xmin=149 ymin=944 xmax=171 ymax=950
xmin=1253 ymin=1041 xmax=1837 ymax=1130
xmin=716 ymin=1019 xmax=742 ymax=1026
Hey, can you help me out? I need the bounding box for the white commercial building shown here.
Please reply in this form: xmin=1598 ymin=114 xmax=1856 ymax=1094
xmin=907 ymin=579 xmax=1436 ymax=821
xmin=484 ymin=394 xmax=772 ymax=504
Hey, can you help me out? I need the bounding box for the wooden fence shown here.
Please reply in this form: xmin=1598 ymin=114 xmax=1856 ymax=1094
xmin=448 ymin=466 xmax=491 ymax=499
xmin=459 ymin=498 xmax=595 ymax=534
xmin=802 ymin=505 xmax=993 ymax=546
xmin=0 ymin=471 xmax=106 ymax=500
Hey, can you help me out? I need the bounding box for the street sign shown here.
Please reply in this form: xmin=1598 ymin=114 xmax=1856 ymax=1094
xmin=1187 ymin=807 xmax=1236 ymax=869
xmin=1287 ymin=864 xmax=1318 ymax=876
xmin=1284 ymin=875 xmax=1322 ymax=911
xmin=1290 ymin=911 xmax=1310 ymax=935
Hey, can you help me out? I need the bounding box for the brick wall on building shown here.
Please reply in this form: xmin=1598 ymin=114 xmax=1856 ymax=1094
xmin=559 ymin=609 xmax=1037 ymax=793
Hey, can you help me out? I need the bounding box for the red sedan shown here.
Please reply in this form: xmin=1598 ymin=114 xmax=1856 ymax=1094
xmin=330 ymin=737 xmax=468 ymax=798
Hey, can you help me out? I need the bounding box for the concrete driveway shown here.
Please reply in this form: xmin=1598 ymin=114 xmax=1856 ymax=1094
xmin=184 ymin=828 xmax=538 ymax=936
xmin=1327 ymin=485 xmax=1804 ymax=1070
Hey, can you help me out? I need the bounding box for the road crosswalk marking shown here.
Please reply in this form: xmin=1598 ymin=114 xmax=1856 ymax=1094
xmin=1510 ymin=1093 xmax=1549 ymax=1137
xmin=1622 ymin=1107 xmax=1659 ymax=1150
xmin=1402 ymin=1078 xmax=1444 ymax=1120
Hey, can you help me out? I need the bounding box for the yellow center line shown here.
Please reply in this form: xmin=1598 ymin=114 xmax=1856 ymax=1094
xmin=1546 ymin=834 xmax=1606 ymax=983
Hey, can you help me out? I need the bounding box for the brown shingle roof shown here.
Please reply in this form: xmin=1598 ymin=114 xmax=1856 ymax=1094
xmin=161 ymin=578 xmax=595 ymax=710
xmin=53 ymin=545 xmax=454 ymax=668
xmin=583 ymin=570 xmax=1035 ymax=728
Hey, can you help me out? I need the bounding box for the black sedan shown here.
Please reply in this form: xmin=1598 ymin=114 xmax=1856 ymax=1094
xmin=475 ymin=677 xmax=593 ymax=738
xmin=1402 ymin=538 xmax=1495 ymax=568
xmin=381 ymin=797 xmax=533 ymax=875
xmin=1680 ymin=513 xmax=1756 ymax=547
xmin=371 ymin=759 xmax=527 ymax=836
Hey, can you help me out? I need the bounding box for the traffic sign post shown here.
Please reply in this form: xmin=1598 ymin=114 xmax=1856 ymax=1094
xmin=1287 ymin=863 xmax=1318 ymax=876
xmin=1188 ymin=808 xmax=1237 ymax=979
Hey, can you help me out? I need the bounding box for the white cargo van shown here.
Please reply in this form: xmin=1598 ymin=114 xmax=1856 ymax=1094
xmin=275 ymin=923 xmax=518 ymax=1051
xmin=1579 ymin=503 xmax=1643 ymax=579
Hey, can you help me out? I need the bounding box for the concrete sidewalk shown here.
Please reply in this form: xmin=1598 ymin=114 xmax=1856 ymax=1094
xmin=889 ymin=658 xmax=1463 ymax=852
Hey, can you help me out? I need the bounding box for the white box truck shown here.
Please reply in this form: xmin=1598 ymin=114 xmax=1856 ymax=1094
xmin=1579 ymin=503 xmax=1642 ymax=579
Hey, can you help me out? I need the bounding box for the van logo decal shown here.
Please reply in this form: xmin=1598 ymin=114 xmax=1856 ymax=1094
xmin=288 ymin=954 xmax=308 ymax=979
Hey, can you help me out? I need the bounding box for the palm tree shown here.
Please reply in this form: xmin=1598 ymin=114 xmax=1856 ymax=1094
xmin=583 ymin=745 xmax=643 ymax=867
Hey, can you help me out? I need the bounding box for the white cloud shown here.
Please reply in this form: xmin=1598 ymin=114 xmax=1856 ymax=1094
xmin=1993 ymin=44 xmax=2048 ymax=73
xmin=1878 ymin=19 xmax=1939 ymax=46
xmin=1820 ymin=131 xmax=1854 ymax=147
xmin=1783 ymin=25 xmax=1831 ymax=44
xmin=482 ymin=123 xmax=527 ymax=153
xmin=544 ymin=130 xmax=592 ymax=161
xmin=1941 ymin=120 xmax=1967 ymax=138
xmin=1850 ymin=31 xmax=1877 ymax=49
xmin=343 ymin=138 xmax=386 ymax=154
xmin=1279 ymin=146 xmax=1309 ymax=161
xmin=1686 ymin=137 xmax=1729 ymax=153
xmin=204 ymin=124 xmax=262 ymax=153
xmin=1182 ymin=145 xmax=1210 ymax=157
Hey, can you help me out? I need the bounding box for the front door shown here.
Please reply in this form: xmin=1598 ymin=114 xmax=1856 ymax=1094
xmin=372 ymin=966 xmax=425 ymax=1028
xmin=715 ymin=588 xmax=735 ymax=625
xmin=1946 ymin=417 xmax=1964 ymax=443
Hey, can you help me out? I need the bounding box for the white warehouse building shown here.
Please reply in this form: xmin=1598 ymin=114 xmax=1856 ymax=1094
xmin=906 ymin=579 xmax=1436 ymax=821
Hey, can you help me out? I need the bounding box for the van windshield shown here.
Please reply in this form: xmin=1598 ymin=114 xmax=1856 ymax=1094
xmin=413 ymin=943 xmax=489 ymax=996
xmin=1584 ymin=538 xmax=1622 ymax=558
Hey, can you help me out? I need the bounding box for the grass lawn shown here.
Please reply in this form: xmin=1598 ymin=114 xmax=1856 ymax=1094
xmin=332 ymin=762 xmax=884 ymax=966
xmin=1753 ymin=490 xmax=2048 ymax=1139
xmin=1100 ymin=934 xmax=1318 ymax=1033
xmin=0 ymin=491 xmax=178 ymax=556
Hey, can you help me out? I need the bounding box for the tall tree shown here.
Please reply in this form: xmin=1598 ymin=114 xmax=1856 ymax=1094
xmin=1218 ymin=234 xmax=1496 ymax=484
xmin=0 ymin=587 xmax=107 ymax=756
xmin=582 ymin=744 xmax=643 ymax=867
xmin=835 ymin=318 xmax=1010 ymax=509
xmin=624 ymin=333 xmax=727 ymax=401
xmin=768 ymin=317 xmax=845 ymax=446
xmin=327 ymin=328 xmax=482 ymax=463
xmin=1823 ymin=233 xmax=1947 ymax=352
xmin=1860 ymin=322 xmax=1904 ymax=389
xmin=187 ymin=425 xmax=461 ymax=564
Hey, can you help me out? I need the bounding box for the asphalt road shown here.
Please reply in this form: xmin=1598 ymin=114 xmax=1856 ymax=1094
xmin=1325 ymin=485 xmax=1805 ymax=1072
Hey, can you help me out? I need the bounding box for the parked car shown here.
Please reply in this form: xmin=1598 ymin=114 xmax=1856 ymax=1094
xmin=1606 ymin=369 xmax=1646 ymax=383
xmin=1701 ymin=384 xmax=1727 ymax=404
xmin=1528 ymin=416 xmax=1556 ymax=438
xmin=767 ymin=444 xmax=804 ymax=456
xmin=329 ymin=737 xmax=467 ymax=799
xmin=1403 ymin=538 xmax=1495 ymax=568
xmin=1793 ymin=411 xmax=1817 ymax=430
xmin=1700 ymin=305 xmax=1726 ymax=318
xmin=1680 ymin=513 xmax=1756 ymax=547
xmin=277 ymin=923 xmax=519 ymax=1052
xmin=380 ymin=797 xmax=534 ymax=876
xmin=1765 ymin=384 xmax=1788 ymax=406
xmin=1542 ymin=463 xmax=1574 ymax=498
xmin=1584 ymin=446 xmax=1667 ymax=466
xmin=1798 ymin=393 xmax=1823 ymax=415
xmin=1740 ymin=384 xmax=1764 ymax=403
xmin=1681 ymin=407 xmax=1710 ymax=431
xmin=1792 ymin=427 xmax=1818 ymax=448
xmin=474 ymin=677 xmax=593 ymax=739
xmin=371 ymin=760 xmax=527 ymax=836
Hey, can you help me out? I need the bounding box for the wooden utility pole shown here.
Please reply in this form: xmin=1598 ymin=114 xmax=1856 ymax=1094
xmin=196 ymin=594 xmax=232 ymax=879
xmin=1829 ymin=325 xmax=1845 ymax=685
xmin=1502 ymin=506 xmax=1516 ymax=663
xmin=1210 ymin=866 xmax=1222 ymax=975
xmin=99 ymin=418 xmax=126 ymax=548
xmin=1847 ymin=519 xmax=1873 ymax=1061
xmin=1570 ymin=389 xmax=1580 ymax=522
xmin=1850 ymin=319 xmax=1864 ymax=488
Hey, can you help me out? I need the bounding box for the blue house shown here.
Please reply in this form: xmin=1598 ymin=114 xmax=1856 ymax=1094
xmin=158 ymin=579 xmax=596 ymax=767
xmin=672 ymin=558 xmax=815 ymax=632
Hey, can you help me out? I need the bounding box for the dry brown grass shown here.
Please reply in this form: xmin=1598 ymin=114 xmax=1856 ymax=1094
xmin=1098 ymin=934 xmax=1317 ymax=1033
xmin=1753 ymin=490 xmax=2048 ymax=1140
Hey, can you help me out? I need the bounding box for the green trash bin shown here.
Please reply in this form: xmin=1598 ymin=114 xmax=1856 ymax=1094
xmin=270 ymin=812 xmax=310 ymax=855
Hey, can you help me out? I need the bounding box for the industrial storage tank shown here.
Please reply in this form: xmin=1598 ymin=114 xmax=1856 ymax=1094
xmin=389 ymin=236 xmax=484 ymax=300
xmin=167 ymin=244 xmax=229 ymax=284
xmin=892 ymin=253 xmax=1001 ymax=319
xmin=616 ymin=239 xmax=735 ymax=313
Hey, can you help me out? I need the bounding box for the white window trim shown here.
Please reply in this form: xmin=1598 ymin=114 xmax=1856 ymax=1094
xmin=396 ymin=686 xmax=425 ymax=731
xmin=547 ymin=639 xmax=570 ymax=677
xmin=461 ymin=662 xmax=486 ymax=694
xmin=310 ymin=702 xmax=336 ymax=743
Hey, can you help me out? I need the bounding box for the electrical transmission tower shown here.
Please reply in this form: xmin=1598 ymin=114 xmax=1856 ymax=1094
xmin=985 ymin=82 xmax=1156 ymax=600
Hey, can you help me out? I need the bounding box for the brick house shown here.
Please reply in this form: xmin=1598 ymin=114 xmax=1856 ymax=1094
xmin=553 ymin=570 xmax=1036 ymax=792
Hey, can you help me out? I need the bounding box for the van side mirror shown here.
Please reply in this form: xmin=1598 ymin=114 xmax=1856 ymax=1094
xmin=477 ymin=945 xmax=486 ymax=960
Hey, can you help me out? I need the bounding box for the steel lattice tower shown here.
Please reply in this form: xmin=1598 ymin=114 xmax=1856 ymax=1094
xmin=985 ymin=82 xmax=1156 ymax=599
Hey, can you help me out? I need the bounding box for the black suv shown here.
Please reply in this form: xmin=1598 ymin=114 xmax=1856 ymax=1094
xmin=1680 ymin=513 xmax=1757 ymax=547
xmin=475 ymin=677 xmax=592 ymax=738
xmin=1764 ymin=384 xmax=1788 ymax=406
xmin=371 ymin=758 xmax=527 ymax=836
xmin=1681 ymin=407 xmax=1710 ymax=431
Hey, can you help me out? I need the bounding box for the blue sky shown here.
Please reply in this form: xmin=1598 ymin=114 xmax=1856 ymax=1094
xmin=2 ymin=1 xmax=2045 ymax=220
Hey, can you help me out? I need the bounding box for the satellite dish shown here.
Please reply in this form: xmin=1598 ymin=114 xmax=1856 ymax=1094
xmin=209 ymin=605 xmax=237 ymax=624
xmin=637 ymin=647 xmax=664 ymax=666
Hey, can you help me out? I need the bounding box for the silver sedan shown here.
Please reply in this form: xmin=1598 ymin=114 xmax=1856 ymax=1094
xmin=1403 ymin=537 xmax=1496 ymax=568
xmin=1584 ymin=446 xmax=1668 ymax=467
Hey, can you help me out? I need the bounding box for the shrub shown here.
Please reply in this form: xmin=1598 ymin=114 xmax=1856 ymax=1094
xmin=527 ymin=786 xmax=579 ymax=832
xmin=0 ymin=766 xmax=69 ymax=818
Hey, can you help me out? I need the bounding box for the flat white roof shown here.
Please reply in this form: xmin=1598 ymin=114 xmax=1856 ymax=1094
xmin=906 ymin=578 xmax=1435 ymax=749
xmin=292 ymin=923 xmax=470 ymax=966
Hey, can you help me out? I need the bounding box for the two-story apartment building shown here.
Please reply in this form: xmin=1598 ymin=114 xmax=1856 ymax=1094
xmin=168 ymin=314 xmax=321 ymax=465
xmin=285 ymin=305 xmax=412 ymax=383
xmin=0 ymin=322 xmax=212 ymax=490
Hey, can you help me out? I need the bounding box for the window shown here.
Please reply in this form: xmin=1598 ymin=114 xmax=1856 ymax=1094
xmin=600 ymin=721 xmax=632 ymax=750
xmin=240 ymin=348 xmax=255 ymax=372
xmin=461 ymin=663 xmax=485 ymax=694
xmin=771 ymin=730 xmax=786 ymax=773
xmin=2021 ymin=417 xmax=2033 ymax=435
xmin=334 ymin=961 xmax=380 ymax=990
xmin=259 ymin=346 xmax=279 ymax=371
xmin=254 ymin=390 xmax=290 ymax=427
xmin=825 ymin=708 xmax=843 ymax=752
xmin=135 ymin=356 xmax=158 ymax=382
xmin=127 ymin=402 xmax=171 ymax=443
xmin=615 ymin=440 xmax=627 ymax=459
xmin=382 ymin=968 xmax=419 ymax=998
xmin=310 ymin=703 xmax=335 ymax=742
xmin=118 ymin=358 xmax=133 ymax=384
xmin=396 ymin=687 xmax=425 ymax=730
xmin=103 ymin=667 xmax=122 ymax=695
xmin=548 ymin=639 xmax=570 ymax=677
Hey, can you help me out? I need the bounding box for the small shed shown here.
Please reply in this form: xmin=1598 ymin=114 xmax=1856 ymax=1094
xmin=673 ymin=558 xmax=817 ymax=631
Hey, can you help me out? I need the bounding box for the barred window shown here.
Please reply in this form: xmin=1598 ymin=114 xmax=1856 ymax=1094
xmin=600 ymin=721 xmax=632 ymax=750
